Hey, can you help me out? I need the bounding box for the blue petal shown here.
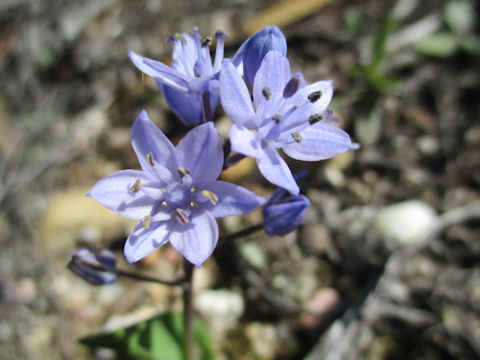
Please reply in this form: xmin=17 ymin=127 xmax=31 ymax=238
xmin=243 ymin=26 xmax=287 ymax=85
xmin=175 ymin=122 xmax=223 ymax=187
xmin=252 ymin=51 xmax=290 ymax=111
xmin=87 ymin=169 xmax=156 ymax=220
xmin=124 ymin=220 xmax=170 ymax=263
xmin=282 ymin=123 xmax=359 ymax=161
xmin=257 ymin=145 xmax=299 ymax=195
xmin=229 ymin=124 xmax=262 ymax=158
xmin=131 ymin=111 xmax=178 ymax=182
xmin=170 ymin=33 xmax=197 ymax=78
xmin=169 ymin=210 xmax=218 ymax=267
xmin=128 ymin=51 xmax=190 ymax=92
xmin=253 ymin=145 xmax=300 ymax=195
xmin=262 ymin=195 xmax=310 ymax=236
xmin=162 ymin=85 xmax=204 ymax=126
xmin=203 ymin=180 xmax=266 ymax=217
xmin=287 ymin=80 xmax=333 ymax=114
xmin=220 ymin=59 xmax=257 ymax=128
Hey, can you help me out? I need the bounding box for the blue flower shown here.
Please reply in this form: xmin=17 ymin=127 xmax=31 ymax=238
xmin=67 ymin=248 xmax=117 ymax=285
xmin=232 ymin=25 xmax=287 ymax=86
xmin=220 ymin=51 xmax=359 ymax=195
xmin=129 ymin=29 xmax=226 ymax=126
xmin=88 ymin=111 xmax=265 ymax=267
xmin=262 ymin=192 xmax=310 ymax=236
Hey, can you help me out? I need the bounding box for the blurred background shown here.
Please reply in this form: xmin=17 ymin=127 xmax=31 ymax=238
xmin=1 ymin=0 xmax=479 ymax=359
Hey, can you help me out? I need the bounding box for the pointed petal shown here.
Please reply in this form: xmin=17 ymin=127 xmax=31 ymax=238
xmin=87 ymin=169 xmax=155 ymax=219
xmin=282 ymin=123 xmax=359 ymax=161
xmin=175 ymin=122 xmax=223 ymax=187
xmin=169 ymin=211 xmax=218 ymax=267
xmin=124 ymin=221 xmax=170 ymax=263
xmin=131 ymin=111 xmax=178 ymax=182
xmin=203 ymin=180 xmax=266 ymax=217
xmin=257 ymin=146 xmax=299 ymax=195
xmin=229 ymin=124 xmax=262 ymax=158
xmin=170 ymin=33 xmax=196 ymax=78
xmin=220 ymin=59 xmax=256 ymax=127
xmin=252 ymin=51 xmax=290 ymax=109
xmin=128 ymin=51 xmax=190 ymax=92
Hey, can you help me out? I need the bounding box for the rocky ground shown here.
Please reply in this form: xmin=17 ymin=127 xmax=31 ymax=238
xmin=0 ymin=0 xmax=479 ymax=359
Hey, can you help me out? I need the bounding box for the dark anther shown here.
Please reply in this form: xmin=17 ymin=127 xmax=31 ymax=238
xmin=262 ymin=87 xmax=272 ymax=100
xmin=129 ymin=179 xmax=142 ymax=193
xmin=292 ymin=132 xmax=302 ymax=143
xmin=202 ymin=37 xmax=213 ymax=47
xmin=175 ymin=208 xmax=190 ymax=224
xmin=178 ymin=167 xmax=190 ymax=177
xmin=308 ymin=113 xmax=323 ymax=125
xmin=147 ymin=152 xmax=156 ymax=167
xmin=271 ymin=114 xmax=282 ymax=124
xmin=308 ymin=90 xmax=322 ymax=103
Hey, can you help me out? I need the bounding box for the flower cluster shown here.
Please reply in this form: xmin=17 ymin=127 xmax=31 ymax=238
xmin=88 ymin=26 xmax=358 ymax=267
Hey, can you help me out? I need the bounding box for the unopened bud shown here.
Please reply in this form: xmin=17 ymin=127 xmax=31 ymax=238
xmin=242 ymin=26 xmax=287 ymax=86
xmin=262 ymin=188 xmax=310 ymax=236
xmin=67 ymin=248 xmax=117 ymax=285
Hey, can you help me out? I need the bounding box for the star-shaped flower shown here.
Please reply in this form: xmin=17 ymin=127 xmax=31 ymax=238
xmin=129 ymin=29 xmax=226 ymax=126
xmin=88 ymin=111 xmax=265 ymax=266
xmin=220 ymin=50 xmax=359 ymax=195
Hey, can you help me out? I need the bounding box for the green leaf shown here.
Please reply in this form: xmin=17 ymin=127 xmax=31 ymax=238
xmin=444 ymin=0 xmax=475 ymax=35
xmin=343 ymin=8 xmax=364 ymax=35
xmin=413 ymin=32 xmax=458 ymax=57
xmin=79 ymin=312 xmax=215 ymax=360
xmin=369 ymin=10 xmax=397 ymax=70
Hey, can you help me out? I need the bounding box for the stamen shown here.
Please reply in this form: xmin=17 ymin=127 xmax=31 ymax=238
xmin=202 ymin=36 xmax=212 ymax=47
xmin=308 ymin=90 xmax=322 ymax=103
xmin=201 ymin=190 xmax=218 ymax=205
xmin=308 ymin=113 xmax=323 ymax=125
xmin=178 ymin=167 xmax=190 ymax=177
xmin=271 ymin=114 xmax=282 ymax=124
xmin=147 ymin=152 xmax=156 ymax=167
xmin=129 ymin=179 xmax=142 ymax=193
xmin=161 ymin=200 xmax=167 ymax=207
xmin=142 ymin=215 xmax=152 ymax=229
xmin=175 ymin=208 xmax=190 ymax=224
xmin=190 ymin=201 xmax=198 ymax=208
xmin=215 ymin=29 xmax=226 ymax=39
xmin=292 ymin=132 xmax=302 ymax=143
xmin=169 ymin=33 xmax=187 ymax=45
xmin=262 ymin=87 xmax=272 ymax=100
xmin=190 ymin=186 xmax=198 ymax=192
xmin=161 ymin=187 xmax=167 ymax=193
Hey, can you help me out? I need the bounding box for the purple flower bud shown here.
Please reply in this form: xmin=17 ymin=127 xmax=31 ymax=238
xmin=262 ymin=190 xmax=310 ymax=236
xmin=242 ymin=26 xmax=287 ymax=86
xmin=67 ymin=248 xmax=117 ymax=285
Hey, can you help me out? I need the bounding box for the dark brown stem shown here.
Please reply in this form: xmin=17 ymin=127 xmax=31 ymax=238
xmin=116 ymin=269 xmax=185 ymax=286
xmin=218 ymin=223 xmax=263 ymax=246
xmin=182 ymin=259 xmax=195 ymax=360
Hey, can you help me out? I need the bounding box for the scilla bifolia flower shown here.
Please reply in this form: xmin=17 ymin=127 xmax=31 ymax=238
xmin=233 ymin=25 xmax=287 ymax=86
xmin=220 ymin=51 xmax=359 ymax=195
xmin=262 ymin=192 xmax=310 ymax=236
xmin=67 ymin=248 xmax=117 ymax=285
xmin=88 ymin=111 xmax=265 ymax=267
xmin=129 ymin=28 xmax=226 ymax=126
